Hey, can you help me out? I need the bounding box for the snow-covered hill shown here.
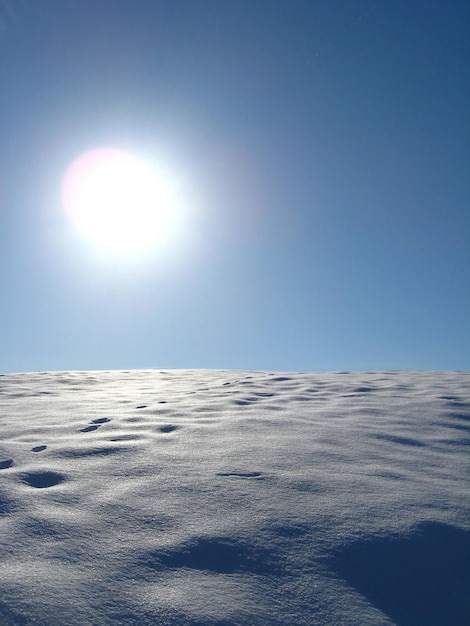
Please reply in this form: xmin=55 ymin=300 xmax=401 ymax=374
xmin=1 ymin=370 xmax=469 ymax=625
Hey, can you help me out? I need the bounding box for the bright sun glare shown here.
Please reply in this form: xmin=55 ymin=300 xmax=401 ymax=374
xmin=61 ymin=147 xmax=178 ymax=255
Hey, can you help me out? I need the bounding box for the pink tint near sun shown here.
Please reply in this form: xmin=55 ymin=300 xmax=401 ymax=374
xmin=60 ymin=146 xmax=179 ymax=254
xmin=61 ymin=147 xmax=127 ymax=222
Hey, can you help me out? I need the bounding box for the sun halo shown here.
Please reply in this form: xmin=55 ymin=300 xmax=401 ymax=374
xmin=61 ymin=147 xmax=179 ymax=256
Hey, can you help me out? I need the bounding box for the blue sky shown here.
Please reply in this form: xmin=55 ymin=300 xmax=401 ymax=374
xmin=1 ymin=0 xmax=469 ymax=373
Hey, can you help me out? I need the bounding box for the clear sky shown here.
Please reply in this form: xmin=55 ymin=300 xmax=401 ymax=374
xmin=0 ymin=0 xmax=468 ymax=374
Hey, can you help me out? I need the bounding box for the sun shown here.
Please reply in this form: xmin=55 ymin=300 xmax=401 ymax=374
xmin=61 ymin=147 xmax=178 ymax=255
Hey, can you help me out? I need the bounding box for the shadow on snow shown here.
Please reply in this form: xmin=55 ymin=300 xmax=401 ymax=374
xmin=329 ymin=521 xmax=470 ymax=626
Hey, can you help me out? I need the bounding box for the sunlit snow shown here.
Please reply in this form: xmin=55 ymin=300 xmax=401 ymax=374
xmin=1 ymin=370 xmax=469 ymax=625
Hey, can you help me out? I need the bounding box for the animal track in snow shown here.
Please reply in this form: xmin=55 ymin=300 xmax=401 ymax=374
xmin=217 ymin=471 xmax=263 ymax=479
xmin=80 ymin=425 xmax=99 ymax=433
xmin=157 ymin=424 xmax=180 ymax=434
xmin=109 ymin=434 xmax=144 ymax=442
xmin=79 ymin=418 xmax=112 ymax=432
xmin=21 ymin=470 xmax=65 ymax=488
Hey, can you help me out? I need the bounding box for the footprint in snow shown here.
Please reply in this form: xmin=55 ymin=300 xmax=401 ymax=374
xmin=217 ymin=471 xmax=263 ymax=479
xmin=21 ymin=470 xmax=65 ymax=488
xmin=158 ymin=425 xmax=180 ymax=434
xmin=80 ymin=425 xmax=100 ymax=433
xmin=79 ymin=417 xmax=111 ymax=432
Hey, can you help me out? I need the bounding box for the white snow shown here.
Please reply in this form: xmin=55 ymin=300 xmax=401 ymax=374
xmin=0 ymin=369 xmax=469 ymax=625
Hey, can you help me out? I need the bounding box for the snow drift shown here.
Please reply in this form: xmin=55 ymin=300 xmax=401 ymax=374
xmin=0 ymin=370 xmax=469 ymax=625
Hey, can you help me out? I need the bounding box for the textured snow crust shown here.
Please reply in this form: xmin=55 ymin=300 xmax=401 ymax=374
xmin=0 ymin=370 xmax=469 ymax=625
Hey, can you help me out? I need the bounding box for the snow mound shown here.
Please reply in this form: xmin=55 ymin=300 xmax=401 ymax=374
xmin=0 ymin=370 xmax=469 ymax=625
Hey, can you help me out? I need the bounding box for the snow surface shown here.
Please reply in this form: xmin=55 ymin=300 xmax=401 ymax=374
xmin=0 ymin=369 xmax=469 ymax=625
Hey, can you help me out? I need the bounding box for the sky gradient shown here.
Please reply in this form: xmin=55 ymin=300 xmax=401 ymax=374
xmin=1 ymin=0 xmax=469 ymax=373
